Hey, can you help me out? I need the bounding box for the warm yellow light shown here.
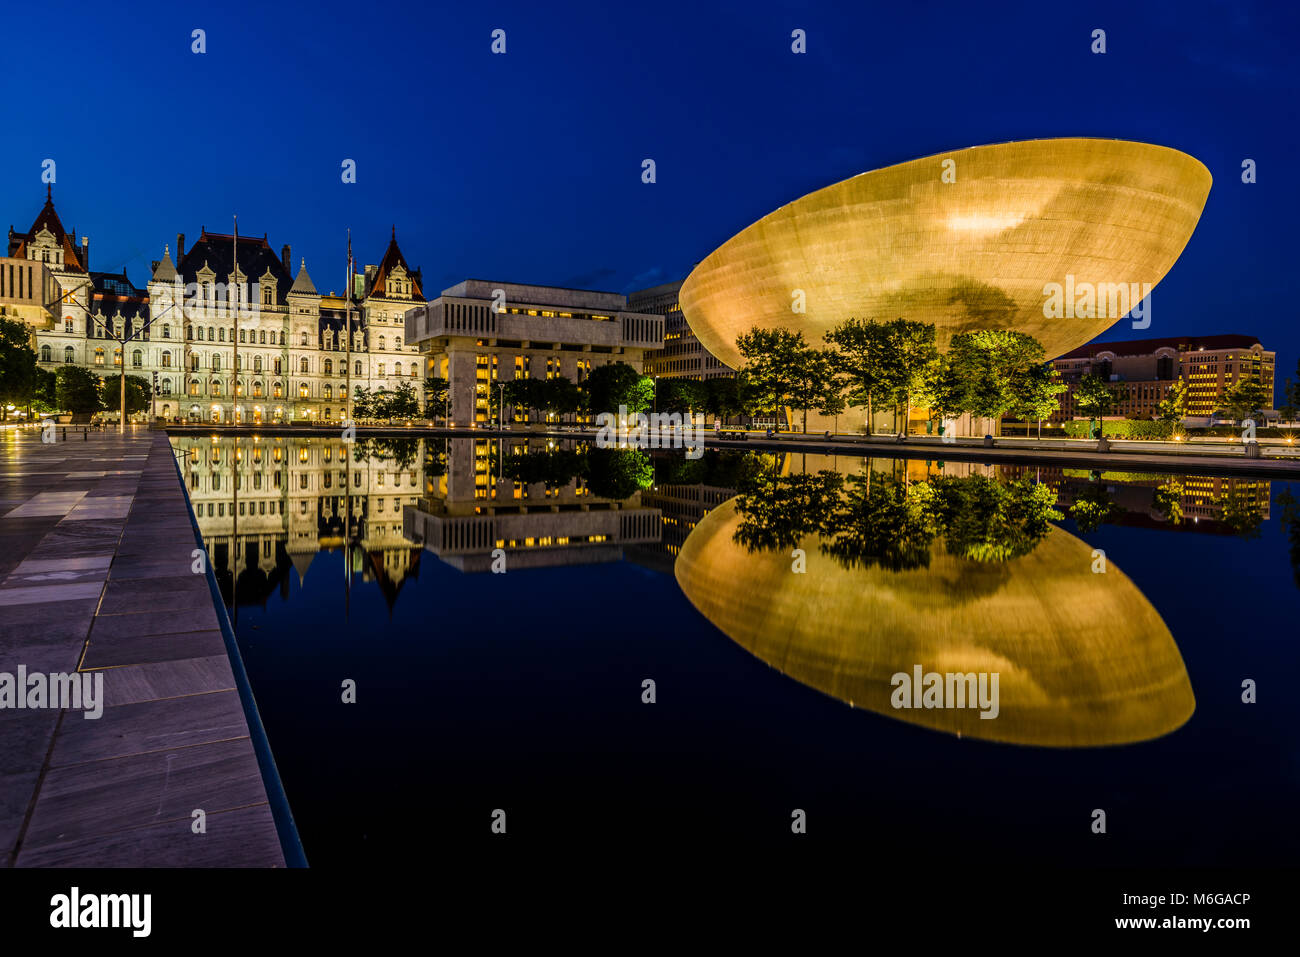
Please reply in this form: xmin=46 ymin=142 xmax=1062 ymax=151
xmin=945 ymin=212 xmax=1026 ymax=233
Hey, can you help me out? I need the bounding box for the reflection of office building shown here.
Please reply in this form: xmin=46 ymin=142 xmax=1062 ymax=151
xmin=171 ymin=436 xmax=425 ymax=608
xmin=403 ymin=438 xmax=661 ymax=571
xmin=1051 ymin=334 xmax=1275 ymax=421
xmin=1000 ymin=464 xmax=1271 ymax=533
xmin=403 ymin=281 xmax=664 ymax=426
xmin=628 ymin=279 xmax=733 ymax=381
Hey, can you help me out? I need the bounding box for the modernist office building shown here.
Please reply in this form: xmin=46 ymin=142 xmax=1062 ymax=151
xmin=1051 ymin=334 xmax=1276 ymax=422
xmin=627 ymin=279 xmax=734 ymax=381
xmin=403 ymin=280 xmax=665 ymax=426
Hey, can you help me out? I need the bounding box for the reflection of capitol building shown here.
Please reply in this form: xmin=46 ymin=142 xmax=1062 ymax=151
xmin=170 ymin=435 xmax=425 ymax=606
xmin=404 ymin=438 xmax=661 ymax=572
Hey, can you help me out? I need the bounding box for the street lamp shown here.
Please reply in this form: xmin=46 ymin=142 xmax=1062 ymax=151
xmin=653 ymin=375 xmax=659 ymax=415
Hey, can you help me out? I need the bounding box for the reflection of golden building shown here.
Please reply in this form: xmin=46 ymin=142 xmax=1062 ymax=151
xmin=404 ymin=438 xmax=661 ymax=571
xmin=675 ymin=495 xmax=1194 ymax=748
xmin=171 ymin=435 xmax=424 ymax=605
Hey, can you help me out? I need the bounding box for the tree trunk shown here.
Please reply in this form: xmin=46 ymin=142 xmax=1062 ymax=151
xmin=867 ymin=392 xmax=873 ymax=436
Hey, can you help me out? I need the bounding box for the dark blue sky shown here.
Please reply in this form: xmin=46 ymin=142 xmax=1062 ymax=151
xmin=6 ymin=0 xmax=1297 ymax=374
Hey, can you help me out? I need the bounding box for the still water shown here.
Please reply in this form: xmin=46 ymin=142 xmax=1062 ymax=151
xmin=170 ymin=435 xmax=1300 ymax=866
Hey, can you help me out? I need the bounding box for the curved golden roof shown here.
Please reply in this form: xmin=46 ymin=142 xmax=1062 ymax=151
xmin=679 ymin=138 xmax=1212 ymax=365
xmin=675 ymin=498 xmax=1194 ymax=747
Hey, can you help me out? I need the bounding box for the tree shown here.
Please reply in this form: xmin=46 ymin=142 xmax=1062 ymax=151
xmin=945 ymin=330 xmax=1048 ymax=436
xmin=0 ymin=317 xmax=38 ymax=421
xmin=702 ymin=376 xmax=748 ymax=423
xmin=423 ymin=376 xmax=449 ymax=422
xmin=585 ymin=362 xmax=653 ymax=416
xmin=542 ymin=376 xmax=584 ymax=424
xmin=1012 ymin=363 xmax=1066 ymax=439
xmin=386 ymin=381 xmax=420 ymax=419
xmin=657 ymin=378 xmax=706 ymax=416
xmin=1152 ymin=480 xmax=1184 ymax=525
xmin=100 ymin=375 xmax=152 ymax=416
xmin=1221 ymin=379 xmax=1269 ymax=424
xmin=1073 ymin=373 xmax=1120 ymax=439
xmin=736 ymin=327 xmax=840 ymax=432
xmin=55 ymin=366 xmax=102 ymax=416
xmin=881 ymin=319 xmax=938 ymax=436
xmin=1070 ymin=481 xmax=1121 ymax=533
xmin=30 ymin=367 xmax=57 ymax=414
xmin=915 ymin=352 xmax=967 ymax=437
xmin=1156 ymin=378 xmax=1189 ymax=424
xmin=824 ymin=318 xmax=891 ymax=432
xmin=352 ymin=386 xmax=374 ymax=419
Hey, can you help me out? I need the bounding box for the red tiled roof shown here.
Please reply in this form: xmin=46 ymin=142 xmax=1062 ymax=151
xmin=368 ymin=227 xmax=424 ymax=301
xmin=10 ymin=187 xmax=85 ymax=272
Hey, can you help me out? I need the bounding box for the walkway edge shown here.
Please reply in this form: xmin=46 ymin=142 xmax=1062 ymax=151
xmin=165 ymin=436 xmax=309 ymax=868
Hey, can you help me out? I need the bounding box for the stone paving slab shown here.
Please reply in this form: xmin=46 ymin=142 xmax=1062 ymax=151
xmin=0 ymin=427 xmax=286 ymax=868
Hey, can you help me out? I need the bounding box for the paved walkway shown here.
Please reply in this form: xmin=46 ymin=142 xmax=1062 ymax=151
xmin=0 ymin=427 xmax=285 ymax=866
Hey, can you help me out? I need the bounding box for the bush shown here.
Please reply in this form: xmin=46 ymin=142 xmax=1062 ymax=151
xmin=1061 ymin=419 xmax=1175 ymax=439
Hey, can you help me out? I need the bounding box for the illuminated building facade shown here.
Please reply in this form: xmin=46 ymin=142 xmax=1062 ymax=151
xmin=403 ymin=281 xmax=664 ymax=426
xmin=1051 ymin=334 xmax=1275 ymax=422
xmin=628 ymin=279 xmax=734 ymax=381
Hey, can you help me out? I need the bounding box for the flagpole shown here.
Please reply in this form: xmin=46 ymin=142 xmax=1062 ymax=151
xmin=232 ymin=215 xmax=239 ymax=425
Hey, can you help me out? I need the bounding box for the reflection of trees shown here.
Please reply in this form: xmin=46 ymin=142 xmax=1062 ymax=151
xmin=1152 ymin=480 xmax=1184 ymax=525
xmin=822 ymin=472 xmax=939 ymax=571
xmin=933 ymin=475 xmax=1062 ymax=562
xmin=353 ymin=437 xmax=419 ymax=471
xmin=1070 ymin=481 xmax=1122 ymax=534
xmin=485 ymin=444 xmax=655 ymax=501
xmin=654 ymin=449 xmax=767 ymax=489
xmin=585 ymin=448 xmax=654 ymax=500
xmin=1278 ymin=489 xmax=1300 ymax=590
xmin=424 ymin=439 xmax=447 ymax=478
xmin=734 ymin=470 xmax=844 ymax=552
xmin=1222 ymin=484 xmax=1265 ymax=539
xmin=732 ymin=469 xmax=1061 ymax=566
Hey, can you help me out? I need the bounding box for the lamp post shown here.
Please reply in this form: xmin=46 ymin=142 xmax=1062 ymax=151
xmin=498 ymin=381 xmax=505 ymax=430
xmin=653 ymin=375 xmax=659 ymax=415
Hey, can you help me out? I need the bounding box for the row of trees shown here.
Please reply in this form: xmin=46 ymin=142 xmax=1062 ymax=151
xmin=351 ymin=382 xmax=420 ymax=421
xmin=735 ymin=319 xmax=1065 ymax=435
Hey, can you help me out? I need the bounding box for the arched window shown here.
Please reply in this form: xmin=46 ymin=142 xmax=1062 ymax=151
xmin=162 ymin=378 xmax=172 ymax=395
xmin=379 ymin=336 xmax=385 ymax=350
xmin=355 ymin=360 xmax=362 ymax=376
xmin=162 ymin=324 xmax=170 ymax=339
xmin=219 ymin=328 xmax=225 ymax=342
xmin=64 ymin=319 xmax=73 ymax=333
xmin=299 ymin=357 xmax=309 ymax=373
xmin=186 ymin=325 xmax=192 ymax=340
xmin=161 ymin=353 xmax=172 ymax=367
xmin=40 ymin=344 xmax=51 ymax=362
xmin=254 ymin=356 xmax=263 ymax=372
xmin=113 ymin=348 xmax=122 ymax=366
xmin=212 ymin=380 xmax=222 ymax=396
xmin=279 ymin=331 xmax=285 ymax=345
xmin=324 ymin=359 xmax=333 ymax=375
xmin=207 ymin=327 xmax=214 ymax=341
xmin=259 ymin=330 xmax=266 ymax=344
xmin=162 ymin=404 xmax=171 ymax=418
xmin=273 ymin=382 xmax=282 ymax=398
xmin=324 ymin=384 xmax=333 ymax=399
xmin=394 ymin=362 xmax=402 ymax=376
xmin=378 ymin=362 xmax=385 ymax=376
xmin=64 ymin=346 xmax=74 ymax=363
xmin=132 ymin=349 xmax=143 ymax=368
xmin=301 ymin=331 xmax=308 ymax=346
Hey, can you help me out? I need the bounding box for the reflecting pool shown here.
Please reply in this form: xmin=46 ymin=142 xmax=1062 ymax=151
xmin=170 ymin=434 xmax=1300 ymax=866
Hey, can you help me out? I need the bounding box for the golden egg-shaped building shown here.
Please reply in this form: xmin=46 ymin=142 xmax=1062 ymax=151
xmin=675 ymin=497 xmax=1195 ymax=747
xmin=679 ymin=138 xmax=1212 ymax=367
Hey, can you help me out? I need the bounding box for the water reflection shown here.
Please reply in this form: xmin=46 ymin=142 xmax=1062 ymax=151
xmin=674 ymin=456 xmax=1199 ymax=747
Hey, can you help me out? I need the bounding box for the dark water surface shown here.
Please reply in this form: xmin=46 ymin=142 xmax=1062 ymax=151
xmin=171 ymin=435 xmax=1300 ymax=867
